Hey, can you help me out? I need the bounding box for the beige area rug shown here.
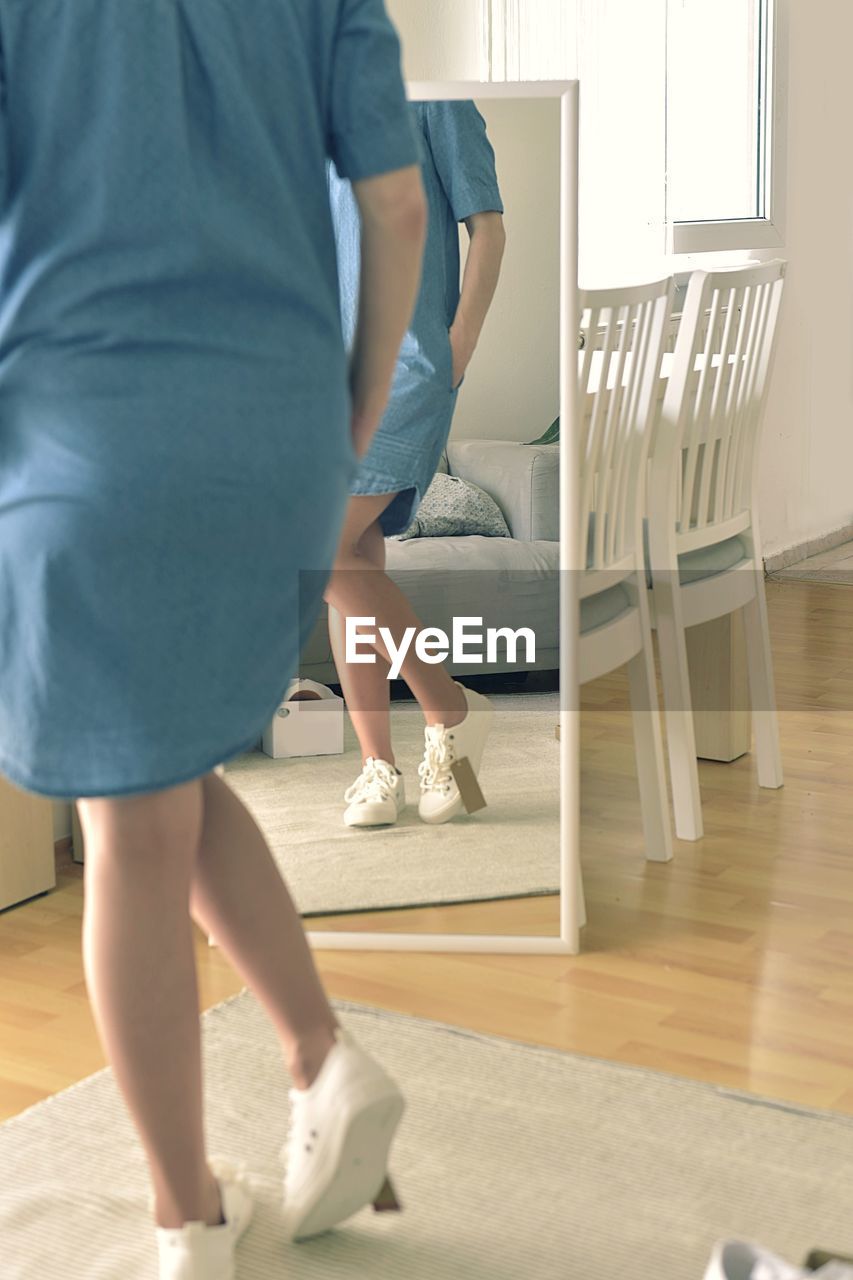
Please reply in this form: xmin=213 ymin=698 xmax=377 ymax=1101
xmin=223 ymin=693 xmax=561 ymax=915
xmin=3 ymin=991 xmax=853 ymax=1279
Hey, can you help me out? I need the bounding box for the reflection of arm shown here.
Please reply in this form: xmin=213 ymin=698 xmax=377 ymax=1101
xmin=450 ymin=211 xmax=506 ymax=387
xmin=350 ymin=166 xmax=427 ymax=457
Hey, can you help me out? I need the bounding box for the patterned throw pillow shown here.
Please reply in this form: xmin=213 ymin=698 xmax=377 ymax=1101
xmin=396 ymin=472 xmax=511 ymax=541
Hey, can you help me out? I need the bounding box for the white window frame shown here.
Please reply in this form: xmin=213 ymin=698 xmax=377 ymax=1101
xmin=482 ymin=0 xmax=789 ymax=261
xmin=667 ymin=0 xmax=789 ymax=254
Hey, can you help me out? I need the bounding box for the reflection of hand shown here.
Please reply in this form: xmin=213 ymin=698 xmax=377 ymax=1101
xmin=449 ymin=324 xmax=473 ymax=391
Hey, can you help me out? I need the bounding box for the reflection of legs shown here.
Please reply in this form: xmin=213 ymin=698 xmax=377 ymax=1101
xmin=326 ymin=493 xmax=466 ymax=763
xmin=328 ymin=503 xmax=395 ymax=764
xmin=77 ymin=781 xmax=223 ymax=1231
xmin=189 ymin=771 xmax=338 ymax=1088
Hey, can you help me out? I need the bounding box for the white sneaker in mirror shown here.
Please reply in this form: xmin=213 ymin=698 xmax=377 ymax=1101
xmin=418 ymin=683 xmax=493 ymax=824
xmin=281 ymin=1025 xmax=405 ymax=1242
xmin=155 ymin=1162 xmax=253 ymax=1280
xmin=343 ymin=757 xmax=405 ymax=827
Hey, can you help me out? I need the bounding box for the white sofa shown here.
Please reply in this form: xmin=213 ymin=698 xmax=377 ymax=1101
xmin=298 ymin=439 xmax=560 ymax=683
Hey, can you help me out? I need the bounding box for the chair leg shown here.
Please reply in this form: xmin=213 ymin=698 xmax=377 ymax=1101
xmin=627 ymin=644 xmax=674 ymax=863
xmin=653 ymin=580 xmax=704 ymax=841
xmin=742 ymin=588 xmax=783 ymax=789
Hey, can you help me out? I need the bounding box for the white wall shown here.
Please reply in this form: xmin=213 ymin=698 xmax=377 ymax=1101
xmin=753 ymin=0 xmax=853 ymax=557
xmin=385 ymin=0 xmax=483 ymax=80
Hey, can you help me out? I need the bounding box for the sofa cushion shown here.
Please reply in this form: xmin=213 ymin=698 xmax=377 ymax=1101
xmin=396 ymin=472 xmax=511 ymax=541
xmin=446 ymin=440 xmax=559 ymax=542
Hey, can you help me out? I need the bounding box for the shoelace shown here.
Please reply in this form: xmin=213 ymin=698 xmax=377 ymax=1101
xmin=343 ymin=758 xmax=398 ymax=805
xmin=417 ymin=725 xmax=455 ymax=794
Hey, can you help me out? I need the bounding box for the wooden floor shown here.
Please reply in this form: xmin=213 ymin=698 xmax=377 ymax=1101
xmin=3 ymin=577 xmax=853 ymax=1123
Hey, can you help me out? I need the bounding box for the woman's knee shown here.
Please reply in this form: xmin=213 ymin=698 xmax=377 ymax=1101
xmin=77 ymin=777 xmax=205 ymax=861
xmin=335 ymin=494 xmax=394 ymax=560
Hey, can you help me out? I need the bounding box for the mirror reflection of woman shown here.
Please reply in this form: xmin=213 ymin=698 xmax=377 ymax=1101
xmin=0 ymin=2 xmax=430 ymax=1276
xmin=327 ymin=102 xmax=506 ymax=828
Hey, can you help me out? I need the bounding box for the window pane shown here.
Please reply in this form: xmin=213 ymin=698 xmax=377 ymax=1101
xmin=668 ymin=0 xmax=766 ymax=223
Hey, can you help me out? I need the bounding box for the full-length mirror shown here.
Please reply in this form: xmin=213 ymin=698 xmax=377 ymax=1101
xmin=220 ymin=82 xmax=579 ymax=952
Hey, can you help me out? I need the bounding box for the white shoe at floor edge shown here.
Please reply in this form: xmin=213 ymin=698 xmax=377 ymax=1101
xmin=155 ymin=1160 xmax=253 ymax=1280
xmin=343 ymin=757 xmax=405 ymax=827
xmin=704 ymin=1239 xmax=853 ymax=1280
xmin=418 ymin=683 xmax=493 ymax=824
xmin=281 ymin=1024 xmax=405 ymax=1243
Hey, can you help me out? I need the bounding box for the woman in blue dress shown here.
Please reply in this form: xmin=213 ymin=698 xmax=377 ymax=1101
xmin=326 ymin=102 xmax=506 ymax=828
xmin=0 ymin=1 xmax=426 ymax=1274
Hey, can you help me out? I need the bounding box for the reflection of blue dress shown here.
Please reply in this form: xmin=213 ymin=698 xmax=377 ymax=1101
xmin=0 ymin=0 xmax=417 ymax=799
xmin=329 ymin=102 xmax=504 ymax=535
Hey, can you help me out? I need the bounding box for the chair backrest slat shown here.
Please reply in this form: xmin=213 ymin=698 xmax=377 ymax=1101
xmin=578 ymin=278 xmax=675 ymax=576
xmin=662 ymin=260 xmax=786 ymax=542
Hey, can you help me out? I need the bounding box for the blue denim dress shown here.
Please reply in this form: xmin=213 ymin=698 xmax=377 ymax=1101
xmin=329 ymin=102 xmax=504 ymax=535
xmin=0 ymin=0 xmax=418 ymax=798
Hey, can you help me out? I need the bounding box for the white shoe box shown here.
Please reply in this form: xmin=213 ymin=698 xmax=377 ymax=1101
xmin=262 ymin=679 xmax=344 ymax=759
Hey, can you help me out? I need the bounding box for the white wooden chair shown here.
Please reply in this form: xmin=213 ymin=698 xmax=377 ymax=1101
xmin=647 ymin=260 xmax=787 ymax=841
xmin=579 ymin=277 xmax=675 ymax=865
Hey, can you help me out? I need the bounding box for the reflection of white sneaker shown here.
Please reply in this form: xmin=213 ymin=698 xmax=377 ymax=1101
xmin=281 ymin=1026 xmax=405 ymax=1242
xmin=156 ymin=1161 xmax=253 ymax=1280
xmin=418 ymin=684 xmax=493 ymax=825
xmin=343 ymin=758 xmax=405 ymax=827
xmin=703 ymin=1240 xmax=812 ymax=1280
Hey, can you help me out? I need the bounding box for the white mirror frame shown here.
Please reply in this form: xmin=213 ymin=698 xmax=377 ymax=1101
xmin=308 ymin=79 xmax=581 ymax=956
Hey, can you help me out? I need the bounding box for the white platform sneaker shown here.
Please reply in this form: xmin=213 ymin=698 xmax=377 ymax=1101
xmin=155 ymin=1161 xmax=253 ymax=1280
xmin=343 ymin=757 xmax=405 ymax=827
xmin=281 ymin=1025 xmax=405 ymax=1243
xmin=704 ymin=1240 xmax=853 ymax=1280
xmin=418 ymin=683 xmax=493 ymax=824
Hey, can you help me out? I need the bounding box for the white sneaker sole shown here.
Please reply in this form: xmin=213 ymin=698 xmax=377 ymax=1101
xmin=283 ymin=1088 xmax=405 ymax=1243
xmin=343 ymin=805 xmax=403 ymax=828
xmin=418 ymin=792 xmax=464 ymax=824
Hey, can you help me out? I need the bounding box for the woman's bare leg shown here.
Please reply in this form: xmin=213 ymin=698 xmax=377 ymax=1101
xmin=189 ymin=770 xmax=338 ymax=1088
xmin=77 ymin=781 xmax=223 ymax=1231
xmin=79 ymin=770 xmax=343 ymax=1229
xmin=325 ymin=493 xmax=466 ymax=758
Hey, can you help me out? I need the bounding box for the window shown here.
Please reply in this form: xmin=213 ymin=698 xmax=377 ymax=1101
xmin=667 ymin=0 xmax=786 ymax=252
xmin=482 ymin=0 xmax=787 ymax=269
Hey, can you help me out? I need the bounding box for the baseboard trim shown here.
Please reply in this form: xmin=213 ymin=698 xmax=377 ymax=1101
xmin=764 ymin=524 xmax=853 ymax=573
